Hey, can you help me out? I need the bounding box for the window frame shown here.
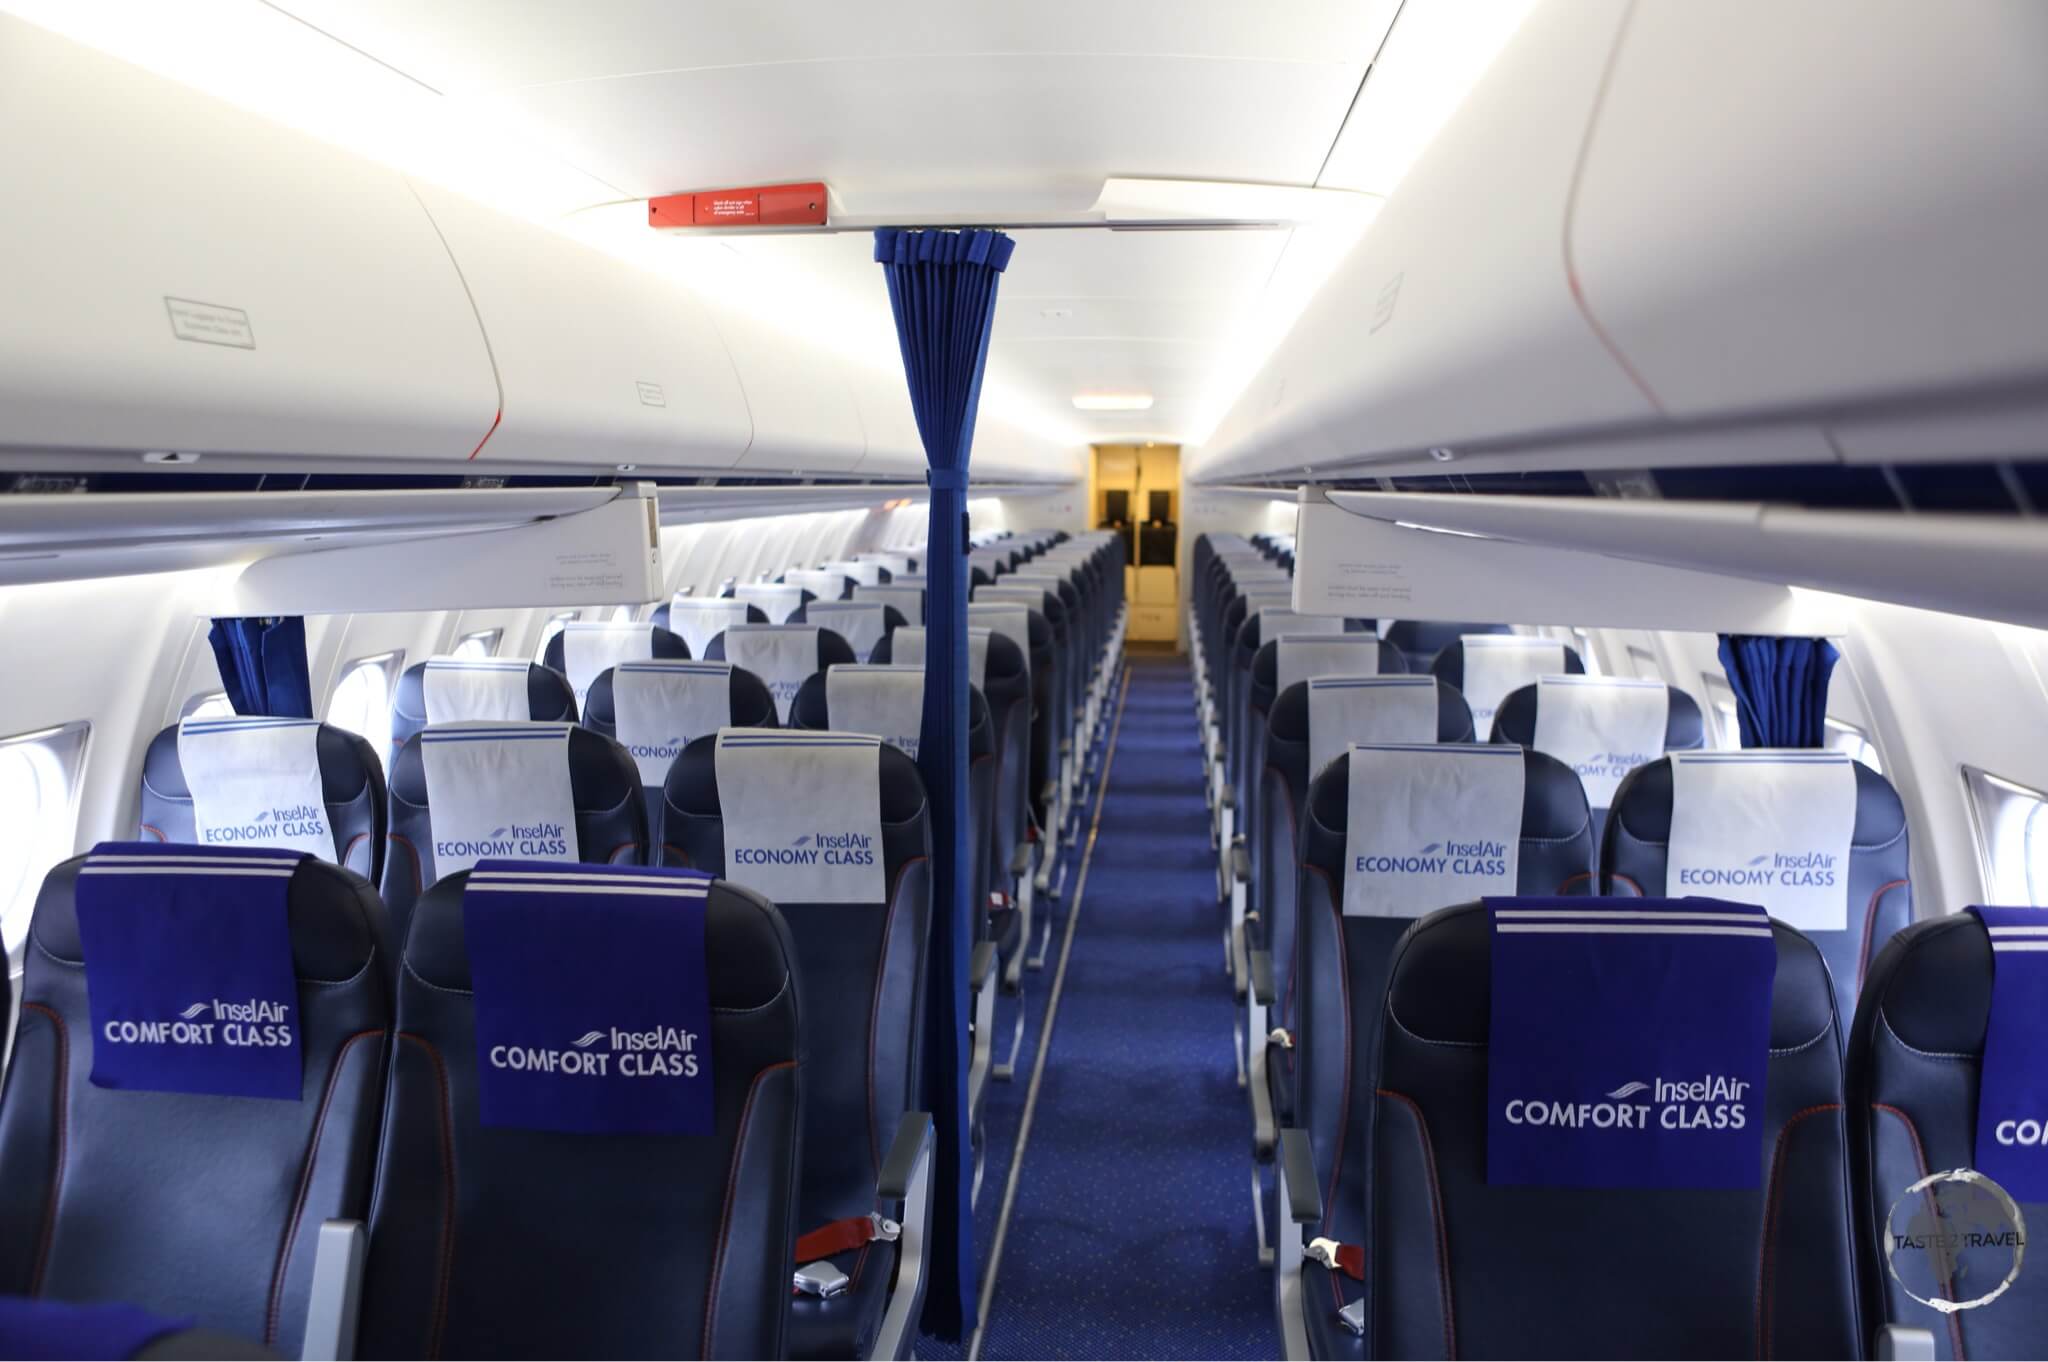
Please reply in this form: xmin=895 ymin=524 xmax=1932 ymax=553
xmin=451 ymin=628 xmax=503 ymax=661
xmin=1964 ymin=766 xmax=2048 ymax=907
xmin=325 ymin=650 xmax=405 ymax=763
xmin=0 ymin=721 xmax=93 ymax=957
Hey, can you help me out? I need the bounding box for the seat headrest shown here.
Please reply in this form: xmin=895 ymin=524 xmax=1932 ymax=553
xmin=31 ymin=851 xmax=384 ymax=984
xmin=404 ymin=869 xmax=793 ymax=1011
xmin=663 ymin=733 xmax=929 ymax=827
xmin=541 ymin=623 xmax=689 ymax=679
xmin=141 ymin=722 xmax=380 ymax=807
xmin=1267 ymin=677 xmax=1475 ymax=745
xmin=1861 ymin=913 xmax=1993 ymax=1055
xmin=1383 ymin=900 xmax=1839 ymax=1054
xmin=1492 ymin=681 xmax=1707 ymax=751
xmin=393 ymin=660 xmax=576 ymax=726
xmin=583 ymin=662 xmax=778 ymax=732
xmin=389 ymin=724 xmax=640 ymax=813
xmin=1607 ymin=755 xmax=1907 ymax=850
xmin=1307 ymin=746 xmax=1593 ymax=856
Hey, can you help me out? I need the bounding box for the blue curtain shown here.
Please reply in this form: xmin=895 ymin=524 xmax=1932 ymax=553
xmin=207 ymin=617 xmax=316 ymax=719
xmin=873 ymin=225 xmax=1015 ymax=1339
xmin=1716 ymin=634 xmax=1839 ymax=747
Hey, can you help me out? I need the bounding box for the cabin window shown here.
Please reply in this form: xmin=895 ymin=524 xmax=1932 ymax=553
xmin=1824 ymin=718 xmax=1883 ymax=775
xmin=0 ymin=723 xmax=90 ymax=955
xmin=1967 ymin=768 xmax=2048 ymax=907
xmin=452 ymin=629 xmax=502 ymax=661
xmin=181 ymin=691 xmax=235 ymax=720
xmin=1569 ymin=629 xmax=1603 ymax=676
xmin=609 ymin=605 xmax=637 ymax=624
xmin=1627 ymin=645 xmax=1662 ymax=681
xmin=534 ymin=610 xmax=578 ymax=662
xmin=328 ymin=652 xmax=403 ymax=762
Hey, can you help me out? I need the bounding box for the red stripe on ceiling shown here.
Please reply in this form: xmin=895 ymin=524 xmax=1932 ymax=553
xmin=466 ymin=407 xmax=502 ymax=461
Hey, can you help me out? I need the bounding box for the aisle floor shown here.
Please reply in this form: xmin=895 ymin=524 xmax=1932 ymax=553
xmin=956 ymin=654 xmax=1276 ymax=1360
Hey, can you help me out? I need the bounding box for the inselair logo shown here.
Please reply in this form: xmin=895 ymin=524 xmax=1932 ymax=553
xmin=1573 ymin=750 xmax=1659 ymax=782
xmin=488 ymin=1024 xmax=701 ymax=1079
xmin=1354 ymin=837 xmax=1507 ymax=879
xmin=1501 ymin=1073 xmax=1753 ymax=1133
xmin=627 ymin=735 xmax=687 ymax=763
xmin=203 ymin=802 xmax=326 ymax=844
xmin=435 ymin=820 xmax=569 ymax=860
xmin=101 ymin=997 xmax=294 ymax=1049
xmin=1677 ymin=847 xmax=1839 ymax=890
xmin=732 ymin=829 xmax=874 ymax=869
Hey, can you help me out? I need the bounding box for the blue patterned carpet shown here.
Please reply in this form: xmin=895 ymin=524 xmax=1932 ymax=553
xmin=926 ymin=654 xmax=1275 ymax=1359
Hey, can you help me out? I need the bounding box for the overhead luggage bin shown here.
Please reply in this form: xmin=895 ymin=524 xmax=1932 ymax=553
xmin=708 ymin=292 xmax=870 ymax=474
xmin=0 ymin=16 xmax=499 ymax=465
xmin=413 ymin=182 xmax=753 ymax=472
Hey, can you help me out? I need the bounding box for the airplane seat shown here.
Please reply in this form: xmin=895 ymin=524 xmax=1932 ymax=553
xmin=540 ymin=622 xmax=689 ymax=708
xmin=650 ymin=598 xmax=770 ymax=638
xmin=0 ymin=846 xmax=390 ymax=1354
xmin=783 ymin=569 xmax=856 ymax=603
xmin=967 ymin=605 xmax=1056 ymax=833
xmin=793 ymin=601 xmax=910 ymax=663
xmin=704 ymin=625 xmax=858 ymax=726
xmin=1845 ymin=910 xmax=2048 ymax=1358
xmin=1226 ymin=615 xmax=1374 ymax=876
xmin=1427 ymin=636 xmax=1585 ymax=745
xmin=139 ymin=718 xmax=387 ymax=885
xmin=357 ymin=864 xmax=802 ymax=1359
xmin=852 ymin=582 xmax=927 ymax=628
xmin=735 ymin=584 xmax=817 ymax=625
xmin=1280 ymin=745 xmax=1595 ymax=1358
xmin=1357 ymin=901 xmax=1856 ymax=1359
xmin=660 ymin=734 xmax=935 ymax=1362
xmin=1603 ymin=753 xmax=1911 ymax=1006
xmin=975 ymin=581 xmax=1076 ymax=800
xmin=582 ymin=661 xmax=779 ymax=840
xmin=1490 ymin=680 xmax=1706 ymax=750
xmin=381 ymin=723 xmax=646 ymax=947
xmin=1384 ymin=620 xmax=1511 ymax=675
xmin=389 ymin=658 xmax=577 ymax=762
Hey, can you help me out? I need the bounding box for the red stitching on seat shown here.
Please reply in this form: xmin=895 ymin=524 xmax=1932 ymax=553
xmin=268 ymin=1029 xmax=385 ymax=1347
xmin=662 ymin=844 xmax=692 ymax=868
xmin=1556 ymin=871 xmax=1597 ymax=894
xmin=604 ymin=841 xmax=639 ymax=864
xmin=1375 ymin=1089 xmax=1454 ymax=1359
xmin=22 ymin=1003 xmax=66 ymax=1297
xmin=339 ymin=832 xmax=370 ymax=874
xmin=1872 ymin=1103 xmax=1966 ymax=1360
xmin=1859 ymin=881 xmax=1909 ymax=995
xmin=704 ymin=1060 xmax=798 ymax=1358
xmin=1299 ymin=861 xmax=1351 ymax=1312
xmin=1610 ymin=872 xmax=1643 ymax=896
xmin=397 ymin=1034 xmax=456 ymax=1360
xmin=390 ymin=835 xmax=424 ymax=894
xmin=1757 ymin=1103 xmax=1840 ymax=1360
xmin=139 ymin=825 xmax=167 ymax=843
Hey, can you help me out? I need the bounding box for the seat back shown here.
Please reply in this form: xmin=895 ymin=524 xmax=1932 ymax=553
xmin=1491 ymin=679 xmax=1706 ymax=825
xmin=1294 ymin=747 xmax=1594 ymax=1261
xmin=1383 ymin=620 xmax=1510 ymax=674
xmin=705 ymin=625 xmax=856 ymax=723
xmin=1846 ymin=911 xmax=2048 ymax=1358
xmin=583 ymin=662 xmax=779 ymax=842
xmin=794 ymin=601 xmax=908 ymax=664
xmin=1368 ymin=901 xmax=1857 ymax=1359
xmin=1228 ymin=615 xmax=1373 ymax=853
xmin=140 ymin=718 xmax=385 ymax=884
xmin=0 ymin=846 xmax=390 ymax=1354
xmin=968 ymin=604 xmax=1056 ymax=825
xmin=652 ymin=599 xmax=771 ymax=656
xmin=660 ymin=734 xmax=931 ymax=1328
xmin=541 ymin=622 xmax=689 ymax=703
xmin=1491 ymin=679 xmax=1706 ymax=750
xmin=382 ymin=723 xmax=646 ymax=947
xmin=390 ymin=659 xmax=577 ymax=761
xmin=975 ymin=580 xmax=1074 ymax=753
xmin=1604 ymin=753 xmax=1912 ymax=1001
xmin=359 ymin=865 xmax=800 ymax=1360
xmin=1428 ymin=635 xmax=1585 ymax=742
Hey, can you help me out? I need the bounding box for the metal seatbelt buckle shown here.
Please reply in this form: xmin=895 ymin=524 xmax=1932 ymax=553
xmin=866 ymin=1211 xmax=902 ymax=1243
xmin=1306 ymin=1237 xmax=1343 ymax=1271
xmin=1269 ymin=1027 xmax=1293 ymax=1050
xmin=793 ymin=1262 xmax=850 ymax=1298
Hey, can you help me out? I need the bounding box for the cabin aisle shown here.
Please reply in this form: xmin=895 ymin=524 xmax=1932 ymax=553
xmin=966 ymin=653 xmax=1274 ymax=1359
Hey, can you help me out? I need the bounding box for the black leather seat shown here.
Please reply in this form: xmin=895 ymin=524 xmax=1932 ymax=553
xmin=138 ymin=722 xmax=385 ymax=884
xmin=1604 ymin=757 xmax=1912 ymax=1004
xmin=540 ymin=622 xmax=690 ymax=688
xmin=702 ymin=627 xmax=857 ymax=670
xmin=1281 ymin=747 xmax=1596 ymax=1360
xmin=650 ymin=599 xmax=771 ymax=644
xmin=389 ymin=660 xmax=576 ymax=761
xmin=0 ymin=849 xmax=390 ymax=1355
xmin=661 ymin=738 xmax=933 ymax=1361
xmin=381 ymin=726 xmax=647 ymax=947
xmin=1358 ymin=901 xmax=1859 ymax=1359
xmin=357 ymin=869 xmax=802 ymax=1360
xmin=1384 ymin=621 xmax=1510 ymax=675
xmin=1846 ymin=912 xmax=2047 ymax=1358
xmin=582 ymin=662 xmax=780 ymax=841
xmin=1490 ymin=680 xmax=1706 ymax=750
xmin=792 ymin=602 xmax=910 ymax=663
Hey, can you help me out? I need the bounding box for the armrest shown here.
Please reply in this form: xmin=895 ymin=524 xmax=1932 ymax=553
xmin=970 ymin=942 xmax=997 ymax=991
xmin=299 ymin=1219 xmax=366 ymax=1361
xmin=1875 ymin=1326 xmax=1936 ymax=1361
xmin=1231 ymin=842 xmax=1250 ymax=884
xmin=1250 ymin=949 xmax=1276 ymax=1007
xmin=1009 ymin=842 xmax=1035 ymax=877
xmin=1040 ymin=779 xmax=1058 ymax=808
xmin=879 ymin=1111 xmax=932 ymax=1201
xmin=1279 ymin=1128 xmax=1322 ymax=1226
xmin=1220 ymin=786 xmax=1235 ymax=811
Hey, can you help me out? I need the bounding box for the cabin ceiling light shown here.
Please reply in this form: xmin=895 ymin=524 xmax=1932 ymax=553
xmin=1072 ymin=394 xmax=1154 ymax=412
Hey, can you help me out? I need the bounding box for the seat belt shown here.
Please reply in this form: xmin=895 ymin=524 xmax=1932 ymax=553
xmin=796 ymin=1211 xmax=900 ymax=1265
xmin=1306 ymin=1237 xmax=1363 ymax=1281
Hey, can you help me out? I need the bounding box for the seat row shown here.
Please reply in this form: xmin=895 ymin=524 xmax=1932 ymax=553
xmin=1190 ymin=532 xmax=2041 ymax=1359
xmin=4 ymin=731 xmax=941 ymax=1359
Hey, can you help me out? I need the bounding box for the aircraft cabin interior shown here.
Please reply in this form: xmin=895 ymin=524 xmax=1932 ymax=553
xmin=2 ymin=2 xmax=2047 ymax=1359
